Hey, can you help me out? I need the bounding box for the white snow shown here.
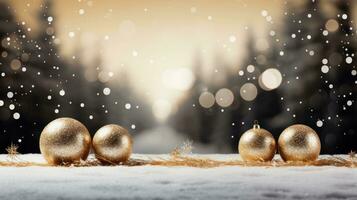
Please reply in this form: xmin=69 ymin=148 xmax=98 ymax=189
xmin=0 ymin=154 xmax=356 ymax=200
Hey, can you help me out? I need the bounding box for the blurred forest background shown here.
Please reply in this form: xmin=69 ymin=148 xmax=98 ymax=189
xmin=0 ymin=0 xmax=356 ymax=154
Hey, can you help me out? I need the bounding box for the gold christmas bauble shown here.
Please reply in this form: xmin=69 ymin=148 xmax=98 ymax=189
xmin=92 ymin=124 xmax=133 ymax=164
xmin=278 ymin=124 xmax=321 ymax=162
xmin=39 ymin=118 xmax=91 ymax=165
xmin=238 ymin=122 xmax=276 ymax=162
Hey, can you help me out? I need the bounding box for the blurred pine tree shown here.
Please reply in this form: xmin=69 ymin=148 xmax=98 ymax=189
xmin=322 ymin=0 xmax=357 ymax=152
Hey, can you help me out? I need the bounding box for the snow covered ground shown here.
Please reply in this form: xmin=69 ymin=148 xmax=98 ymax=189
xmin=1 ymin=154 xmax=357 ymax=200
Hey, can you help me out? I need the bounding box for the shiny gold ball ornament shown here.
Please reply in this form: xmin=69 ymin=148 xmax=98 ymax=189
xmin=92 ymin=124 xmax=133 ymax=164
xmin=238 ymin=121 xmax=276 ymax=162
xmin=278 ymin=124 xmax=321 ymax=162
xmin=40 ymin=118 xmax=91 ymax=165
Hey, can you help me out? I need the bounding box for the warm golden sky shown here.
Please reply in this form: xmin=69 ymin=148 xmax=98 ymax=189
xmin=10 ymin=0 xmax=283 ymax=118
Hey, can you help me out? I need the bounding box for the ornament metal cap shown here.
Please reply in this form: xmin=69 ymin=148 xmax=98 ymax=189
xmin=253 ymin=120 xmax=260 ymax=129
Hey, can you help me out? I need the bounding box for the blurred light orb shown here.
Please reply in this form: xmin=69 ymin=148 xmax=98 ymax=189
xmin=0 ymin=100 xmax=3 ymax=106
xmin=190 ymin=7 xmax=197 ymax=13
xmin=79 ymin=9 xmax=85 ymax=15
xmin=258 ymin=76 xmax=269 ymax=91
xmin=1 ymin=51 xmax=8 ymax=58
xmin=345 ymin=56 xmax=353 ymax=64
xmin=103 ymin=87 xmax=111 ymax=95
xmin=352 ymin=70 xmax=356 ymax=76
xmin=342 ymin=14 xmax=348 ymax=20
xmin=325 ymin=19 xmax=339 ymax=32
xmin=98 ymin=71 xmax=111 ymax=83
xmin=68 ymin=31 xmax=75 ymax=38
xmin=316 ymin=120 xmax=323 ymax=127
xmin=53 ymin=38 xmax=61 ymax=45
xmin=162 ymin=68 xmax=194 ymax=91
xmin=215 ymin=88 xmax=234 ymax=108
xmin=229 ymin=35 xmax=236 ymax=43
xmin=10 ymin=59 xmax=21 ymax=70
xmin=199 ymin=91 xmax=215 ymax=108
xmin=260 ymin=68 xmax=282 ymax=91
xmin=261 ymin=10 xmax=268 ymax=17
xmin=240 ymin=83 xmax=257 ymax=101
xmin=7 ymin=91 xmax=14 ymax=99
xmin=347 ymin=100 xmax=352 ymax=106
xmin=152 ymin=99 xmax=171 ymax=121
xmin=321 ymin=65 xmax=329 ymax=73
xmin=132 ymin=50 xmax=138 ymax=57
xmin=59 ymin=89 xmax=65 ymax=96
xmin=125 ymin=103 xmax=131 ymax=110
xmin=13 ymin=112 xmax=20 ymax=120
xmin=247 ymin=65 xmax=255 ymax=73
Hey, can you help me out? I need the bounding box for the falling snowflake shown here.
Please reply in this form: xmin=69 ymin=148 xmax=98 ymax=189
xmin=13 ymin=112 xmax=20 ymax=120
xmin=103 ymin=87 xmax=111 ymax=95
xmin=316 ymin=120 xmax=323 ymax=127
xmin=125 ymin=103 xmax=131 ymax=110
xmin=59 ymin=89 xmax=65 ymax=96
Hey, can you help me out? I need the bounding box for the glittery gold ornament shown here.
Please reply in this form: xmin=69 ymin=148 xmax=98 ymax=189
xmin=238 ymin=121 xmax=276 ymax=162
xmin=278 ymin=124 xmax=321 ymax=162
xmin=92 ymin=124 xmax=133 ymax=164
xmin=39 ymin=118 xmax=91 ymax=165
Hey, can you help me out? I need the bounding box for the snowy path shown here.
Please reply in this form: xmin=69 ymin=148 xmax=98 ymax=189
xmin=0 ymin=154 xmax=357 ymax=200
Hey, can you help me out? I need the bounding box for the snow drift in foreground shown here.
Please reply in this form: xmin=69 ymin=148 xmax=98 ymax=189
xmin=0 ymin=154 xmax=357 ymax=200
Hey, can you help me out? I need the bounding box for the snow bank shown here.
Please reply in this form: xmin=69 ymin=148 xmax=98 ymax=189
xmin=0 ymin=154 xmax=357 ymax=200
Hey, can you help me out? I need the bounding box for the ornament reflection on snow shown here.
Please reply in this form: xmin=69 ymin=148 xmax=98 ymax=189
xmin=238 ymin=121 xmax=276 ymax=162
xmin=40 ymin=118 xmax=91 ymax=165
xmin=278 ymin=124 xmax=321 ymax=162
xmin=92 ymin=124 xmax=133 ymax=164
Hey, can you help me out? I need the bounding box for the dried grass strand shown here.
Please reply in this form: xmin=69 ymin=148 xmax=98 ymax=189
xmin=1 ymin=143 xmax=356 ymax=168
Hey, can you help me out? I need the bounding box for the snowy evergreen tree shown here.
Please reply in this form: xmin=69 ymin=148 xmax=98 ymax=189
xmin=322 ymin=0 xmax=357 ymax=152
xmin=229 ymin=31 xmax=283 ymax=144
xmin=169 ymin=53 xmax=217 ymax=143
xmin=0 ymin=1 xmax=23 ymax=152
xmin=225 ymin=31 xmax=281 ymax=149
xmin=276 ymin=0 xmax=330 ymax=149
